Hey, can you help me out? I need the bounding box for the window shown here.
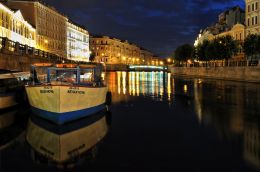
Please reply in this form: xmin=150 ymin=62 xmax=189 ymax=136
xmin=248 ymin=18 xmax=250 ymax=26
xmin=256 ymin=16 xmax=258 ymax=25
xmin=248 ymin=5 xmax=250 ymax=12
xmin=253 ymin=3 xmax=255 ymax=11
xmin=252 ymin=17 xmax=254 ymax=25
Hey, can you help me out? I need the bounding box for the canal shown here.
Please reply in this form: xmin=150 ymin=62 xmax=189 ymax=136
xmin=1 ymin=71 xmax=260 ymax=171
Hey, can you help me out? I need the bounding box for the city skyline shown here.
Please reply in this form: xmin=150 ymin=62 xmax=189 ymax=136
xmin=43 ymin=0 xmax=245 ymax=58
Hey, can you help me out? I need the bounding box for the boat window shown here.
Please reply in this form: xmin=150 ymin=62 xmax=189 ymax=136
xmin=80 ymin=69 xmax=94 ymax=83
xmin=49 ymin=69 xmax=77 ymax=84
xmin=32 ymin=67 xmax=48 ymax=83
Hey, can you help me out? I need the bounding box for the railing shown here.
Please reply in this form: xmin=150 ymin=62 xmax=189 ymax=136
xmin=176 ymin=60 xmax=260 ymax=68
xmin=0 ymin=36 xmax=72 ymax=63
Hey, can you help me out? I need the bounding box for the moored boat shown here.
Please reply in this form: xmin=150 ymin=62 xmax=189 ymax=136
xmin=25 ymin=63 xmax=110 ymax=124
xmin=0 ymin=69 xmax=23 ymax=110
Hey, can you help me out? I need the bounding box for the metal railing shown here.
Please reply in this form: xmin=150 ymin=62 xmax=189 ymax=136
xmin=176 ymin=60 xmax=260 ymax=68
xmin=0 ymin=37 xmax=72 ymax=63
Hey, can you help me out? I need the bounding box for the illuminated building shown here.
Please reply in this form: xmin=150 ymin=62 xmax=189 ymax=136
xmin=4 ymin=0 xmax=68 ymax=58
xmin=194 ymin=6 xmax=245 ymax=46
xmin=194 ymin=6 xmax=246 ymax=60
xmin=67 ymin=20 xmax=90 ymax=62
xmin=90 ymin=35 xmax=160 ymax=65
xmin=0 ymin=2 xmax=35 ymax=47
xmin=245 ymin=0 xmax=260 ymax=35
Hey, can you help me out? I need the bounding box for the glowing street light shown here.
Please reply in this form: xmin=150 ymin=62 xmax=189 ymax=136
xmin=160 ymin=61 xmax=164 ymax=65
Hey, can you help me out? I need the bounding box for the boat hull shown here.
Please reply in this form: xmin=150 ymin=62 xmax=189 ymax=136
xmin=25 ymin=85 xmax=108 ymax=124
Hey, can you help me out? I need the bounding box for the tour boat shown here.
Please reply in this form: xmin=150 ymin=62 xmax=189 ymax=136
xmin=27 ymin=110 xmax=111 ymax=164
xmin=25 ymin=63 xmax=110 ymax=124
xmin=0 ymin=69 xmax=23 ymax=110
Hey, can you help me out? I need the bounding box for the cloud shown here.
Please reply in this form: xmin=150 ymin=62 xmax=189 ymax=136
xmin=43 ymin=0 xmax=244 ymax=57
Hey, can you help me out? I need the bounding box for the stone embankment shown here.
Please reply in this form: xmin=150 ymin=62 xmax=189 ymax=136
xmin=170 ymin=60 xmax=260 ymax=83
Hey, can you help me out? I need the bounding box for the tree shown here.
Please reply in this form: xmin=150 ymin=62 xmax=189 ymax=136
xmin=196 ymin=35 xmax=238 ymax=61
xmin=196 ymin=40 xmax=210 ymax=61
xmin=174 ymin=44 xmax=194 ymax=62
xmin=244 ymin=34 xmax=259 ymax=60
xmin=217 ymin=35 xmax=239 ymax=60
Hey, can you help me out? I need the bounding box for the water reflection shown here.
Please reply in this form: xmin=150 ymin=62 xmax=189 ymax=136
xmin=0 ymin=107 xmax=27 ymax=172
xmin=107 ymin=71 xmax=173 ymax=102
xmin=191 ymin=78 xmax=260 ymax=170
xmin=26 ymin=110 xmax=111 ymax=167
xmin=0 ymin=108 xmax=27 ymax=151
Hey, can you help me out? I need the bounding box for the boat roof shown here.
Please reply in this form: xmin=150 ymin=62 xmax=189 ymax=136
xmin=32 ymin=63 xmax=103 ymax=69
xmin=0 ymin=69 xmax=16 ymax=79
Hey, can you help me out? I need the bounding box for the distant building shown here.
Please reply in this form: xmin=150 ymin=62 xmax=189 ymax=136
xmin=220 ymin=6 xmax=245 ymax=29
xmin=245 ymin=0 xmax=260 ymax=35
xmin=194 ymin=6 xmax=246 ymax=59
xmin=67 ymin=20 xmax=90 ymax=62
xmin=0 ymin=2 xmax=36 ymax=47
xmin=3 ymin=0 xmax=68 ymax=58
xmin=90 ymin=35 xmax=160 ymax=65
xmin=195 ymin=6 xmax=245 ymax=46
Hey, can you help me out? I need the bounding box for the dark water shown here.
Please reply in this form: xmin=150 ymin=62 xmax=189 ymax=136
xmin=1 ymin=71 xmax=260 ymax=171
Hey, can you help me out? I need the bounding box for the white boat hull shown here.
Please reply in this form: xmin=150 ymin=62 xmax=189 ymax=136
xmin=25 ymin=85 xmax=108 ymax=124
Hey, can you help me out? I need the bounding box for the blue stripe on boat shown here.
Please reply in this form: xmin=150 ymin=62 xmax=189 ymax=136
xmin=31 ymin=104 xmax=106 ymax=125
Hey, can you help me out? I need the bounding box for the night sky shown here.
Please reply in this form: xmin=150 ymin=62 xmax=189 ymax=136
xmin=44 ymin=0 xmax=245 ymax=58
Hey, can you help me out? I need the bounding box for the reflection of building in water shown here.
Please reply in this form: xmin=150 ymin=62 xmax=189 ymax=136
xmin=192 ymin=78 xmax=260 ymax=169
xmin=27 ymin=111 xmax=110 ymax=164
xmin=193 ymin=79 xmax=245 ymax=135
xmin=107 ymin=71 xmax=172 ymax=102
xmin=244 ymin=120 xmax=260 ymax=169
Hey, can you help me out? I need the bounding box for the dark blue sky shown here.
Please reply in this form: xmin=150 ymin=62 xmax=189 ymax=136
xmin=44 ymin=0 xmax=245 ymax=57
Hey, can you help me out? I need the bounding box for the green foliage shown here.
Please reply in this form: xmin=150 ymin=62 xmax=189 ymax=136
xmin=243 ymin=34 xmax=260 ymax=59
xmin=174 ymin=44 xmax=194 ymax=62
xmin=196 ymin=35 xmax=238 ymax=61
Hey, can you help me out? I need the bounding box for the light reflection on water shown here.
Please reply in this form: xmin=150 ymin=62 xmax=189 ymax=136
xmin=108 ymin=72 xmax=260 ymax=170
xmin=107 ymin=71 xmax=173 ymax=102
xmin=192 ymin=78 xmax=260 ymax=170
xmin=1 ymin=73 xmax=260 ymax=171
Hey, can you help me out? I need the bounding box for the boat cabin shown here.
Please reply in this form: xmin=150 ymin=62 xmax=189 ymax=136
xmin=30 ymin=63 xmax=105 ymax=86
xmin=0 ymin=69 xmax=21 ymax=95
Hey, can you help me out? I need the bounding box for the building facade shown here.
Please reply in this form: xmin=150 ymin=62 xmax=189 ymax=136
xmin=245 ymin=0 xmax=260 ymax=35
xmin=4 ymin=0 xmax=68 ymax=58
xmin=194 ymin=6 xmax=246 ymax=59
xmin=67 ymin=21 xmax=90 ymax=62
xmin=90 ymin=36 xmax=160 ymax=65
xmin=0 ymin=2 xmax=35 ymax=47
xmin=195 ymin=6 xmax=245 ymax=46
